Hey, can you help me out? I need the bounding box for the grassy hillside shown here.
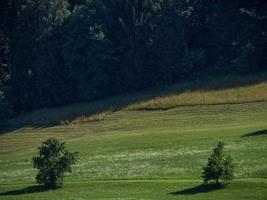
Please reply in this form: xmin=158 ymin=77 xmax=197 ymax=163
xmin=5 ymin=72 xmax=267 ymax=127
xmin=0 ymin=73 xmax=267 ymax=199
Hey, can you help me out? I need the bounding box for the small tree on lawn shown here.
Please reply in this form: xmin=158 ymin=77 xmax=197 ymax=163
xmin=33 ymin=138 xmax=78 ymax=189
xmin=202 ymin=142 xmax=234 ymax=185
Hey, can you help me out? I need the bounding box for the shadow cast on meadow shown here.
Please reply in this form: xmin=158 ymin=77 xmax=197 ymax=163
xmin=0 ymin=185 xmax=50 ymax=196
xmin=242 ymin=130 xmax=267 ymax=138
xmin=170 ymin=183 xmax=224 ymax=195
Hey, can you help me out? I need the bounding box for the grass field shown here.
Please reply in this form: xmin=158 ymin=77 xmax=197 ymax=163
xmin=0 ymin=73 xmax=267 ymax=199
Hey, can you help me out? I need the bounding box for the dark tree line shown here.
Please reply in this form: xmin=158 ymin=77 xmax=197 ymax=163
xmin=1 ymin=0 xmax=267 ymax=121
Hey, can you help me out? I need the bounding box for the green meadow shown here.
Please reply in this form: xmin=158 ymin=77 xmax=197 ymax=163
xmin=0 ymin=73 xmax=267 ymax=199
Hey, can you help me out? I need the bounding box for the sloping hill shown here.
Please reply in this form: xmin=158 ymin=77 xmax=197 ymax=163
xmin=0 ymin=73 xmax=267 ymax=199
xmin=4 ymin=72 xmax=267 ymax=129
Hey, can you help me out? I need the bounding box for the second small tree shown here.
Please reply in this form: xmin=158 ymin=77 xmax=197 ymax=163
xmin=32 ymin=138 xmax=78 ymax=189
xmin=202 ymin=142 xmax=234 ymax=185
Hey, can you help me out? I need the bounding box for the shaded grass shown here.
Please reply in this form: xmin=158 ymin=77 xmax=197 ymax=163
xmin=242 ymin=130 xmax=267 ymax=138
xmin=170 ymin=183 xmax=225 ymax=195
xmin=0 ymin=180 xmax=266 ymax=200
xmin=0 ymin=185 xmax=48 ymax=196
xmin=2 ymin=72 xmax=267 ymax=130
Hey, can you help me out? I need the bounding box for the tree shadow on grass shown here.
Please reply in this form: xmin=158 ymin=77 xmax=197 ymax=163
xmin=241 ymin=130 xmax=267 ymax=138
xmin=170 ymin=183 xmax=224 ymax=195
xmin=0 ymin=185 xmax=50 ymax=196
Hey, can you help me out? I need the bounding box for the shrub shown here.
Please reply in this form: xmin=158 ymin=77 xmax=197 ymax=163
xmin=202 ymin=142 xmax=234 ymax=185
xmin=32 ymin=138 xmax=78 ymax=189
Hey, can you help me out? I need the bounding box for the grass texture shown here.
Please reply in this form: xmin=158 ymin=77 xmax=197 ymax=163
xmin=0 ymin=73 xmax=267 ymax=199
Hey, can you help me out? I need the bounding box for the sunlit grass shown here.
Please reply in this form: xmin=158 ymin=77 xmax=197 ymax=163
xmin=126 ymin=76 xmax=267 ymax=110
xmin=0 ymin=73 xmax=267 ymax=199
xmin=1 ymin=102 xmax=267 ymax=185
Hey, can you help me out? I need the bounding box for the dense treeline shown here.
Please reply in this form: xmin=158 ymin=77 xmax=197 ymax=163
xmin=0 ymin=0 xmax=267 ymax=121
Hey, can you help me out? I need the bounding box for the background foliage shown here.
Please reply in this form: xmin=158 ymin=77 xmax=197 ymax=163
xmin=1 ymin=0 xmax=267 ymax=115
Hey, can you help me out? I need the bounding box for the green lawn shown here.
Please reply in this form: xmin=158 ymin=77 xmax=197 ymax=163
xmin=0 ymin=74 xmax=267 ymax=199
xmin=1 ymin=179 xmax=267 ymax=200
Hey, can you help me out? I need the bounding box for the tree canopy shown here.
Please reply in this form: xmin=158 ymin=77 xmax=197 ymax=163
xmin=1 ymin=0 xmax=267 ymax=116
xmin=202 ymin=142 xmax=234 ymax=184
xmin=32 ymin=138 xmax=78 ymax=188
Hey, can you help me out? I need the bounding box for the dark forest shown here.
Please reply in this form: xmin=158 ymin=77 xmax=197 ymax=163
xmin=1 ymin=0 xmax=267 ymax=122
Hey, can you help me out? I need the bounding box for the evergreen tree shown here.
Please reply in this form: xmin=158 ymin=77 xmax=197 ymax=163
xmin=202 ymin=142 xmax=234 ymax=185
